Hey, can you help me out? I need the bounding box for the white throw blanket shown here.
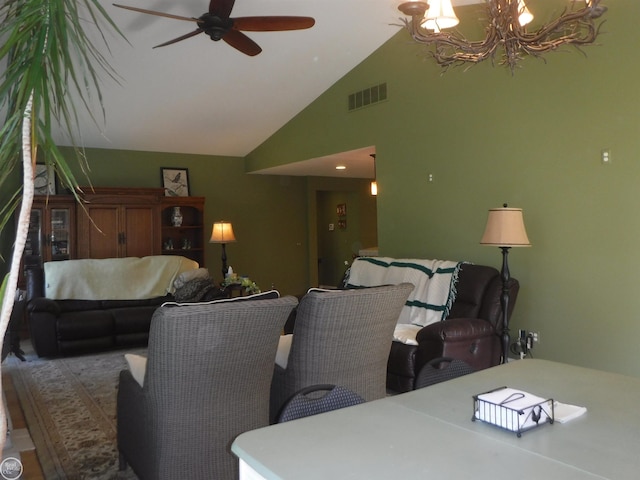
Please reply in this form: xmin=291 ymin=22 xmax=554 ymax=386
xmin=346 ymin=257 xmax=462 ymax=329
xmin=44 ymin=256 xmax=198 ymax=300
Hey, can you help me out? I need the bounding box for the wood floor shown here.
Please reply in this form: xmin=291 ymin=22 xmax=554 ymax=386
xmin=2 ymin=372 xmax=45 ymax=479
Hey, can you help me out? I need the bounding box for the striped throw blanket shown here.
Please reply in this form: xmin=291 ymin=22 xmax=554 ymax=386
xmin=346 ymin=257 xmax=462 ymax=328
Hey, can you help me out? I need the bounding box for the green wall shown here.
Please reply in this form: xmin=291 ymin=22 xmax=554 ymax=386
xmin=246 ymin=3 xmax=640 ymax=378
xmin=305 ymin=176 xmax=378 ymax=288
xmin=59 ymin=147 xmax=310 ymax=296
xmin=316 ymin=184 xmax=377 ymax=286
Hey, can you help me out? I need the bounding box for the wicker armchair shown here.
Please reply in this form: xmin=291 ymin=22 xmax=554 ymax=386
xmin=117 ymin=295 xmax=298 ymax=480
xmin=270 ymin=284 xmax=413 ymax=422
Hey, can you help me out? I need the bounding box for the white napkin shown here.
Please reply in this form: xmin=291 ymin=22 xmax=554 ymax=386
xmin=553 ymin=401 xmax=587 ymax=423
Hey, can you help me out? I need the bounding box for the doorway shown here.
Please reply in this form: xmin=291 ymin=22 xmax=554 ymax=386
xmin=316 ymin=186 xmax=377 ymax=288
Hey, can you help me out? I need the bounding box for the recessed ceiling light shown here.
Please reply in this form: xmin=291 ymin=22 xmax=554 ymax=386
xmin=336 ymin=165 xmax=346 ymax=170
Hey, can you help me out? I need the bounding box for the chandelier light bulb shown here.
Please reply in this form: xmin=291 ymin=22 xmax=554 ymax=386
xmin=517 ymin=0 xmax=534 ymax=26
xmin=421 ymin=0 xmax=460 ymax=32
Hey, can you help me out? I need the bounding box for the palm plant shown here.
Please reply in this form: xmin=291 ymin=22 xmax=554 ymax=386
xmin=0 ymin=0 xmax=123 ymax=451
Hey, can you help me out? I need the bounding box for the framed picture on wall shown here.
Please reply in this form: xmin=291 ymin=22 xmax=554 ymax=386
xmin=34 ymin=163 xmax=56 ymax=195
xmin=336 ymin=203 xmax=346 ymax=216
xmin=161 ymin=167 xmax=190 ymax=197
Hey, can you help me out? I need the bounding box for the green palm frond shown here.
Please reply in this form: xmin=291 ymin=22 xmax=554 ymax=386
xmin=0 ymin=0 xmax=125 ymax=224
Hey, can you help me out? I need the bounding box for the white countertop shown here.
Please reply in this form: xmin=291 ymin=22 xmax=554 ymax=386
xmin=233 ymin=359 xmax=640 ymax=479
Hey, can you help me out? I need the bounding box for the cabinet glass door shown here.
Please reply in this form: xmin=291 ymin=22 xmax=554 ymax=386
xmin=50 ymin=208 xmax=71 ymax=261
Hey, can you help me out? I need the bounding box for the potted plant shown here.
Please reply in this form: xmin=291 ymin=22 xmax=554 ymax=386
xmin=0 ymin=0 xmax=123 ymax=452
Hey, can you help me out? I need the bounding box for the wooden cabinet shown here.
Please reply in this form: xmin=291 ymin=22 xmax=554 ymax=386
xmin=21 ymin=195 xmax=76 ymax=278
xmin=160 ymin=196 xmax=206 ymax=267
xmin=19 ymin=188 xmax=205 ymax=277
xmin=77 ymin=187 xmax=162 ymax=259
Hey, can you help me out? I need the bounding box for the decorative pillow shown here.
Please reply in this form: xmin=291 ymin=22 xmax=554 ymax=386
xmin=160 ymin=289 xmax=280 ymax=307
xmin=305 ymin=287 xmax=337 ymax=294
xmin=173 ymin=267 xmax=210 ymax=289
xmin=125 ymin=353 xmax=147 ymax=387
xmin=393 ymin=324 xmax=422 ymax=346
xmin=275 ymin=334 xmax=293 ymax=369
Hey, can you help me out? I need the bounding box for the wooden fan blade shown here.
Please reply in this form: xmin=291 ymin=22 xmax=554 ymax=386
xmin=223 ymin=29 xmax=262 ymax=56
xmin=113 ymin=4 xmax=198 ymax=22
xmin=153 ymin=29 xmax=204 ymax=48
xmin=209 ymin=0 xmax=235 ymax=18
xmin=233 ymin=16 xmax=315 ymax=32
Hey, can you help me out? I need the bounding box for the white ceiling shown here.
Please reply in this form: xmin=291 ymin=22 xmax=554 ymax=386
xmin=64 ymin=1 xmax=479 ymax=178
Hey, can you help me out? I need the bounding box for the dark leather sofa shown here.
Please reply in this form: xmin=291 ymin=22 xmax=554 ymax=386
xmin=25 ymin=267 xmax=169 ymax=357
xmin=385 ymin=263 xmax=519 ymax=393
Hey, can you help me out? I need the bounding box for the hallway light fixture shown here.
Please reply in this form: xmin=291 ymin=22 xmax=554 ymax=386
xmin=480 ymin=204 xmax=531 ymax=364
xmin=397 ymin=0 xmax=607 ymax=73
xmin=209 ymin=221 xmax=237 ymax=280
xmin=370 ymin=153 xmax=378 ymax=196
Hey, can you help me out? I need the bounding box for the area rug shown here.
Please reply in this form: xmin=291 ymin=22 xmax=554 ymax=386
xmin=3 ymin=345 xmax=146 ymax=480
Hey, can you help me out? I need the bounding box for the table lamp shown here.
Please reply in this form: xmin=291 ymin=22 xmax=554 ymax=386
xmin=480 ymin=204 xmax=531 ymax=363
xmin=209 ymin=221 xmax=237 ymax=280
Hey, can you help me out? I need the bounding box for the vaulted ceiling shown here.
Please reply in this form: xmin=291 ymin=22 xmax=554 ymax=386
xmin=65 ymin=1 xmax=477 ymax=176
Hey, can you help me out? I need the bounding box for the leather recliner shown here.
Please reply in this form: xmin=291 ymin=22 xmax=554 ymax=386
xmin=383 ymin=263 xmax=519 ymax=393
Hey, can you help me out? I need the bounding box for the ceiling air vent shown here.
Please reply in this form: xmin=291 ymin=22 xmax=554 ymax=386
xmin=348 ymin=83 xmax=387 ymax=112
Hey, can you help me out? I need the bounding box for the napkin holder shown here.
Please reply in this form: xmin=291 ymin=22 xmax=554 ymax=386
xmin=472 ymin=386 xmax=554 ymax=437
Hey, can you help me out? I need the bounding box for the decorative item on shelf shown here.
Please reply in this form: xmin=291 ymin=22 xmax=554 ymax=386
xmin=182 ymin=238 xmax=191 ymax=250
xmin=209 ymin=221 xmax=237 ymax=280
xmin=480 ymin=203 xmax=531 ymax=364
xmin=171 ymin=206 xmax=183 ymax=227
xmin=396 ymin=0 xmax=607 ymax=73
xmin=221 ymin=273 xmax=261 ymax=295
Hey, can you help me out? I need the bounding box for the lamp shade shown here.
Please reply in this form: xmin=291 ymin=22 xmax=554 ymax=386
xmin=480 ymin=207 xmax=531 ymax=247
xmin=422 ymin=0 xmax=459 ymax=32
xmin=209 ymin=221 xmax=237 ymax=243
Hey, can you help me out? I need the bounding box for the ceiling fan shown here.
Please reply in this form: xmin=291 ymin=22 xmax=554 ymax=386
xmin=113 ymin=0 xmax=315 ymax=56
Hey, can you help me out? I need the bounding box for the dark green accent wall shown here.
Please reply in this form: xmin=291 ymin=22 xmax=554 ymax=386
xmin=304 ymin=176 xmax=378 ymax=288
xmin=246 ymin=2 xmax=640 ymax=378
xmin=316 ymin=184 xmax=377 ymax=286
xmin=59 ymin=147 xmax=311 ymax=296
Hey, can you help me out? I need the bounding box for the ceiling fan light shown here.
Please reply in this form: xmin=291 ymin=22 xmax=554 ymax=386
xmin=421 ymin=0 xmax=459 ymax=32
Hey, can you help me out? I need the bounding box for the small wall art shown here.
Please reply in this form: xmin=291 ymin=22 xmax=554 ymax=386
xmin=161 ymin=167 xmax=190 ymax=196
xmin=34 ymin=163 xmax=56 ymax=195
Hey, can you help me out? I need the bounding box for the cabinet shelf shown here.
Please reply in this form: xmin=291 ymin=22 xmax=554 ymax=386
xmin=160 ymin=197 xmax=205 ymax=267
xmin=162 ymin=225 xmax=202 ymax=230
xmin=162 ymin=248 xmax=204 ymax=254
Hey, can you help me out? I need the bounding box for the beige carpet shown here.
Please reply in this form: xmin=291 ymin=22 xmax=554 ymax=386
xmin=3 ymin=344 xmax=145 ymax=480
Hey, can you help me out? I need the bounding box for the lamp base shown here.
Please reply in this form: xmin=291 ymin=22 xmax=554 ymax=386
xmin=221 ymin=243 xmax=228 ymax=281
xmin=499 ymin=246 xmax=511 ymax=364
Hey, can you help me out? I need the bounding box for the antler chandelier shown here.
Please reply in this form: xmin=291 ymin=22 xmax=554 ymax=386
xmin=397 ymin=0 xmax=607 ymax=72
